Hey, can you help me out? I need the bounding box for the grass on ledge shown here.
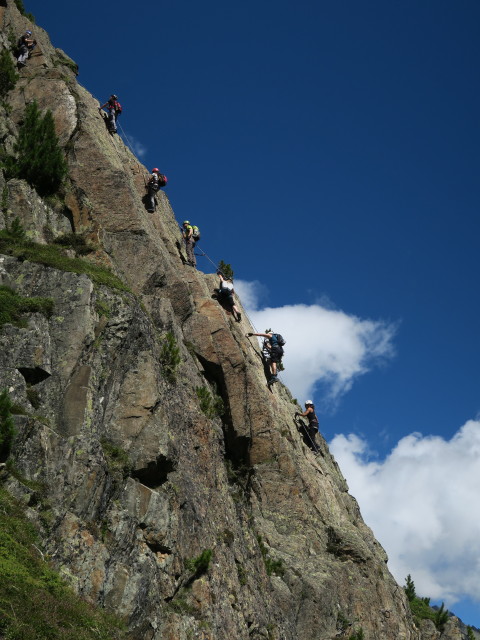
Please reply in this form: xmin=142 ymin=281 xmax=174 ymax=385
xmin=0 ymin=232 xmax=129 ymax=292
xmin=0 ymin=285 xmax=54 ymax=327
xmin=0 ymin=486 xmax=126 ymax=639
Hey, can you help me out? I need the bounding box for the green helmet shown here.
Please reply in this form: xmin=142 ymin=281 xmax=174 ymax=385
xmin=183 ymin=220 xmax=190 ymax=225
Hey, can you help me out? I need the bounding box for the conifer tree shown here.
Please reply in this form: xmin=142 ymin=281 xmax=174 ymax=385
xmin=404 ymin=574 xmax=416 ymax=602
xmin=0 ymin=48 xmax=18 ymax=98
xmin=217 ymin=260 xmax=234 ymax=280
xmin=4 ymin=100 xmax=67 ymax=196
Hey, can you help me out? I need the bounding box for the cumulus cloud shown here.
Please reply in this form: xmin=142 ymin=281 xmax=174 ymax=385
xmin=235 ymin=279 xmax=396 ymax=404
xmin=329 ymin=420 xmax=480 ymax=606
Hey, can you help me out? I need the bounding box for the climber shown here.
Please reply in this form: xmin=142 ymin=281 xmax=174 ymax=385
xmin=246 ymin=330 xmax=285 ymax=385
xmin=145 ymin=168 xmax=167 ymax=213
xmin=99 ymin=94 xmax=122 ymax=133
xmin=295 ymin=401 xmax=320 ymax=451
xmin=182 ymin=221 xmax=199 ymax=268
xmin=215 ymin=272 xmax=241 ymax=322
xmin=16 ymin=30 xmax=36 ymax=68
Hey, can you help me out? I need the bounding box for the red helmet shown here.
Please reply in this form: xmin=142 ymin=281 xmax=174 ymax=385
xmin=152 ymin=168 xmax=159 ymax=173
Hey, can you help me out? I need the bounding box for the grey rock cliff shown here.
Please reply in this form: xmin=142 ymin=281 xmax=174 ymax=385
xmin=0 ymin=3 xmax=469 ymax=639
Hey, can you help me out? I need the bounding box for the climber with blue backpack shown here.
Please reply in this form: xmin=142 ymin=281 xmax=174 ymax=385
xmin=246 ymin=330 xmax=285 ymax=385
xmin=99 ymin=94 xmax=122 ymax=133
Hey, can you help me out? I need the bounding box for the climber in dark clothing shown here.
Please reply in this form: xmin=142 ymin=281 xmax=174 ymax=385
xmin=216 ymin=272 xmax=241 ymax=322
xmin=145 ymin=168 xmax=167 ymax=213
xmin=16 ymin=30 xmax=36 ymax=68
xmin=295 ymin=401 xmax=320 ymax=451
xmin=99 ymin=94 xmax=121 ymax=133
xmin=246 ymin=330 xmax=284 ymax=384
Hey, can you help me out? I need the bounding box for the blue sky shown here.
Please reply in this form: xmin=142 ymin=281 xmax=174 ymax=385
xmin=26 ymin=0 xmax=480 ymax=627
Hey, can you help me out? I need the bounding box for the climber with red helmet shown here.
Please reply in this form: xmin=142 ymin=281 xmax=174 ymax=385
xmin=145 ymin=168 xmax=167 ymax=213
xmin=99 ymin=94 xmax=122 ymax=133
xmin=16 ymin=30 xmax=36 ymax=68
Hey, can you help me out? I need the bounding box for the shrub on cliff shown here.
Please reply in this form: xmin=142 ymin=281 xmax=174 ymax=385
xmin=13 ymin=0 xmax=35 ymax=21
xmin=0 ymin=389 xmax=15 ymax=461
xmin=0 ymin=49 xmax=18 ymax=98
xmin=4 ymin=100 xmax=67 ymax=196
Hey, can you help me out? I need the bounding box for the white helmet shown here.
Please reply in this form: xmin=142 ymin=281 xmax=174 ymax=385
xmin=305 ymin=400 xmax=313 ymax=406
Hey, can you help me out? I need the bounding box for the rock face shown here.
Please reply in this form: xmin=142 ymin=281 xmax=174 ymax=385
xmin=0 ymin=4 xmax=469 ymax=640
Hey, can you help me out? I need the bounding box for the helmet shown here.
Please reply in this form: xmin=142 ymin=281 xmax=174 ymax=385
xmin=111 ymin=94 xmax=118 ymax=99
xmin=183 ymin=220 xmax=190 ymax=225
xmin=305 ymin=400 xmax=313 ymax=406
xmin=25 ymin=30 xmax=32 ymax=35
xmin=152 ymin=168 xmax=159 ymax=173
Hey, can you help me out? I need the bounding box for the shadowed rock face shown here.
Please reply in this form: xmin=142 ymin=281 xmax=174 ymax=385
xmin=0 ymin=5 xmax=465 ymax=640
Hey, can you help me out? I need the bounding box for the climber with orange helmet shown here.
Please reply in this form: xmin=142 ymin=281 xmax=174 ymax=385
xmin=99 ymin=94 xmax=122 ymax=133
xmin=145 ymin=168 xmax=167 ymax=213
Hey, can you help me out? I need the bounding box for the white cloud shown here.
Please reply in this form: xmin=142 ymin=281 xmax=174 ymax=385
xmin=120 ymin=131 xmax=147 ymax=158
xmin=329 ymin=420 xmax=480 ymax=606
xmin=235 ymin=279 xmax=396 ymax=404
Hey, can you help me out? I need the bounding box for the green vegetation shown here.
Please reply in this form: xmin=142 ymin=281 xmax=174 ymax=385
xmin=95 ymin=298 xmax=111 ymax=319
xmin=217 ymin=260 xmax=234 ymax=280
xmin=1 ymin=185 xmax=8 ymax=213
xmin=185 ymin=549 xmax=212 ymax=576
xmin=0 ymin=487 xmax=125 ymax=639
xmin=467 ymin=626 xmax=476 ymax=640
xmin=236 ymin=561 xmax=247 ymax=586
xmin=0 ymin=220 xmax=129 ymax=292
xmin=0 ymin=389 xmax=15 ymax=461
xmin=159 ymin=332 xmax=181 ymax=383
xmin=404 ymin=575 xmax=450 ymax=631
xmin=53 ymin=233 xmax=94 ymax=256
xmin=196 ymin=385 xmax=224 ymax=419
xmin=348 ymin=629 xmax=365 ymax=640
xmin=0 ymin=48 xmax=18 ymax=98
xmin=100 ymin=439 xmax=132 ymax=476
xmin=53 ymin=51 xmax=79 ymax=75
xmin=0 ymin=285 xmax=54 ymax=328
xmin=257 ymin=535 xmax=285 ymax=577
xmin=13 ymin=0 xmax=35 ymax=21
xmin=3 ymin=100 xmax=67 ymax=196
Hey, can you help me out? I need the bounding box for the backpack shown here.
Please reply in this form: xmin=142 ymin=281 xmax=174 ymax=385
xmin=114 ymin=101 xmax=122 ymax=114
xmin=272 ymin=333 xmax=286 ymax=347
xmin=192 ymin=225 xmax=200 ymax=241
xmin=158 ymin=174 xmax=167 ymax=187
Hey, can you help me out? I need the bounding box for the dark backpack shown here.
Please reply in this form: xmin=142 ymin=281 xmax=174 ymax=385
xmin=272 ymin=333 xmax=286 ymax=347
xmin=114 ymin=101 xmax=122 ymax=114
xmin=158 ymin=174 xmax=167 ymax=187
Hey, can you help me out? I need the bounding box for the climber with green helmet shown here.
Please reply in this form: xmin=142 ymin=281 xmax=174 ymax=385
xmin=182 ymin=220 xmax=198 ymax=268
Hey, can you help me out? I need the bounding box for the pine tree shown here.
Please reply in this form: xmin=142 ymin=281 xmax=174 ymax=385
xmin=4 ymin=100 xmax=67 ymax=196
xmin=217 ymin=260 xmax=234 ymax=280
xmin=0 ymin=48 xmax=18 ymax=98
xmin=404 ymin=574 xmax=416 ymax=602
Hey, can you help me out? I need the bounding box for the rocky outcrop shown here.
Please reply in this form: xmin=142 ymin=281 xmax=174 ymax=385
xmin=0 ymin=3 xmax=470 ymax=639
